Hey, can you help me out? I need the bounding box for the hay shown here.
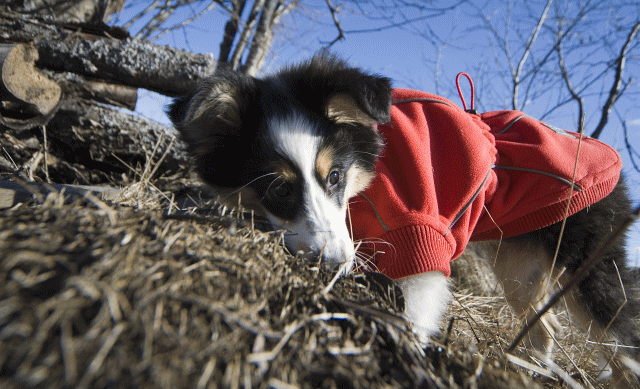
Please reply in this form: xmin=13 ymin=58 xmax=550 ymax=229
xmin=0 ymin=133 xmax=617 ymax=388
xmin=0 ymin=187 xmax=552 ymax=388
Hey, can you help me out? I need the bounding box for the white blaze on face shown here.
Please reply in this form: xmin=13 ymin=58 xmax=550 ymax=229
xmin=265 ymin=113 xmax=355 ymax=267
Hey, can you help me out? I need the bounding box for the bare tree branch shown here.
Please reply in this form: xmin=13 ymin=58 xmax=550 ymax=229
xmin=591 ymin=21 xmax=640 ymax=139
xmin=218 ymin=0 xmax=246 ymax=68
xmin=243 ymin=0 xmax=279 ymax=75
xmin=556 ymin=40 xmax=584 ymax=131
xmin=229 ymin=0 xmax=266 ymax=71
xmin=152 ymin=1 xmax=219 ymax=41
xmin=122 ymin=0 xmax=160 ymax=30
xmin=324 ymin=0 xmax=345 ymax=48
xmin=511 ymin=0 xmax=552 ymax=110
xmin=244 ymin=0 xmax=299 ymax=75
xmin=32 ymin=31 xmax=216 ymax=96
xmin=617 ymin=108 xmax=640 ymax=172
xmin=343 ymin=0 xmax=465 ymax=37
xmin=135 ymin=0 xmax=174 ymax=39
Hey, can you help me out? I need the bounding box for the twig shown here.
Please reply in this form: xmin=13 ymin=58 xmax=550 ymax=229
xmin=591 ymin=21 xmax=640 ymax=139
xmin=322 ymin=260 xmax=352 ymax=294
xmin=617 ymin=109 xmax=640 ymax=172
xmin=42 ymin=125 xmax=50 ymax=183
xmin=451 ymin=292 xmax=482 ymax=344
xmin=505 ymin=353 xmax=555 ymax=380
xmin=77 ymin=322 xmax=127 ymax=389
xmin=323 ymin=0 xmax=345 ymax=48
xmin=582 ymin=260 xmax=628 ymax=374
xmin=511 ymin=0 xmax=553 ymax=110
xmin=533 ymin=351 xmax=585 ymax=389
xmin=481 ymin=204 xmax=503 ymax=267
xmin=246 ymin=312 xmax=355 ymax=363
xmin=535 ymin=307 xmax=594 ymax=388
xmin=557 ymin=40 xmax=585 ymax=131
xmin=2 ymin=147 xmax=19 ymax=170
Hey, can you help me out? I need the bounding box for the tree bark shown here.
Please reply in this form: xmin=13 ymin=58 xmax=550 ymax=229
xmin=0 ymin=9 xmax=216 ymax=97
xmin=0 ymin=7 xmax=213 ymax=189
xmin=45 ymin=70 xmax=137 ymax=110
xmin=35 ymin=35 xmax=215 ymax=97
xmin=0 ymin=97 xmax=190 ymax=187
xmin=46 ymin=98 xmax=188 ymax=166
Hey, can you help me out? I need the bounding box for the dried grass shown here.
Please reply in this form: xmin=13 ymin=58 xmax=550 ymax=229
xmin=0 ymin=133 xmax=621 ymax=389
xmin=449 ymin=252 xmax=623 ymax=389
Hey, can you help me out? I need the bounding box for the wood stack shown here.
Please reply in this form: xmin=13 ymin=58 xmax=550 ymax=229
xmin=0 ymin=3 xmax=216 ymax=203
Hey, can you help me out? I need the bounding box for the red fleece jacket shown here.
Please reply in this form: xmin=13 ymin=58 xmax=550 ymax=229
xmin=349 ymin=88 xmax=622 ymax=280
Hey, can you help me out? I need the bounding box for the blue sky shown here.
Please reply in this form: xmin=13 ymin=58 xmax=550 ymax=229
xmin=115 ymin=1 xmax=640 ymax=261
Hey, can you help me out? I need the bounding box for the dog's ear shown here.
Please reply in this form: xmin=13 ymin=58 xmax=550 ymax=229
xmin=325 ymin=93 xmax=379 ymax=126
xmin=167 ymin=74 xmax=245 ymax=156
xmin=282 ymin=53 xmax=392 ymax=125
xmin=167 ymin=73 xmax=252 ymax=187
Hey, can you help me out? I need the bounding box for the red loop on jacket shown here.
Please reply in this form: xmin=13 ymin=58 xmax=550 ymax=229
xmin=456 ymin=72 xmax=475 ymax=113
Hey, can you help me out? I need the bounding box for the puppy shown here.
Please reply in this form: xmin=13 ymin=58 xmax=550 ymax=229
xmin=169 ymin=54 xmax=640 ymax=381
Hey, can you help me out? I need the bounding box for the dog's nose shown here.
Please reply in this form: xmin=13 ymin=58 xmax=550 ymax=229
xmin=311 ymin=237 xmax=355 ymax=270
xmin=303 ymin=249 xmax=354 ymax=276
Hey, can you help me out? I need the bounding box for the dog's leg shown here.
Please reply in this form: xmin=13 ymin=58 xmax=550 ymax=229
xmin=480 ymin=238 xmax=561 ymax=355
xmin=528 ymin=179 xmax=640 ymax=385
xmin=490 ymin=179 xmax=640 ymax=385
xmin=396 ymin=271 xmax=451 ymax=343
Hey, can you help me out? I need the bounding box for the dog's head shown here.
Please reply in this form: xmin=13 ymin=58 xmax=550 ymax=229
xmin=168 ymin=54 xmax=392 ymax=267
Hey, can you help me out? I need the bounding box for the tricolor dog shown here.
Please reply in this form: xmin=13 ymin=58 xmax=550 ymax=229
xmin=169 ymin=54 xmax=640 ymax=381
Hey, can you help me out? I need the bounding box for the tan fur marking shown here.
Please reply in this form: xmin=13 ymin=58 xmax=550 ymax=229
xmin=271 ymin=161 xmax=296 ymax=182
xmin=316 ymin=147 xmax=335 ymax=181
xmin=344 ymin=164 xmax=375 ymax=201
xmin=326 ymin=94 xmax=376 ymax=126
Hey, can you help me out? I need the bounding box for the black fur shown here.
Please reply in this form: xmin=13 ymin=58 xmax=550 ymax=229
xmin=168 ymin=53 xmax=391 ymax=222
xmin=274 ymin=54 xmax=393 ymax=124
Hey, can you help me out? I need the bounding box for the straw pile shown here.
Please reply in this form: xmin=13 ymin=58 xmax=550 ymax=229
xmin=0 ymin=140 xmax=616 ymax=388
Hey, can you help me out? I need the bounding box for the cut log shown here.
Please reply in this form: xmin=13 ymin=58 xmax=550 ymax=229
xmin=48 ymin=99 xmax=188 ymax=164
xmin=22 ymin=98 xmax=192 ymax=187
xmin=10 ymin=0 xmax=125 ymax=24
xmin=35 ymin=35 xmax=215 ymax=97
xmin=82 ymin=78 xmax=137 ymax=110
xmin=43 ymin=70 xmax=137 ymax=110
xmin=0 ymin=43 xmax=62 ymax=129
xmin=0 ymin=10 xmax=215 ymax=97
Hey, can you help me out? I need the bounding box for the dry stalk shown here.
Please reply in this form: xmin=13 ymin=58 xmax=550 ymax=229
xmin=246 ymin=312 xmax=357 ymax=363
xmin=542 ymin=124 xmax=584 ymax=297
xmin=42 ymin=125 xmax=50 ymax=183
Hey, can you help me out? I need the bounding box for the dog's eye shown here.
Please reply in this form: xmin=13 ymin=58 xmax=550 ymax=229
xmin=271 ymin=182 xmax=292 ymax=198
xmin=328 ymin=170 xmax=340 ymax=186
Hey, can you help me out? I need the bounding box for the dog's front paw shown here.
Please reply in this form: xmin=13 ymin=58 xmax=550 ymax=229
xmin=395 ymin=271 xmax=451 ymax=344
